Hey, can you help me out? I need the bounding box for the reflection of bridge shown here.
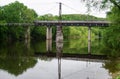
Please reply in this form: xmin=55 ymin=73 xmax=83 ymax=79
xmin=35 ymin=52 xmax=107 ymax=61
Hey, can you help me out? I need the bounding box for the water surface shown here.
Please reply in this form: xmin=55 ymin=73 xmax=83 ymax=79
xmin=0 ymin=39 xmax=119 ymax=79
xmin=0 ymin=57 xmax=111 ymax=79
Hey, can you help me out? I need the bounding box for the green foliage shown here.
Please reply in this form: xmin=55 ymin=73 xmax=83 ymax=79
xmin=2 ymin=1 xmax=37 ymax=23
xmin=0 ymin=1 xmax=38 ymax=40
xmin=62 ymin=14 xmax=105 ymax=21
xmin=0 ymin=41 xmax=37 ymax=76
xmin=103 ymin=59 xmax=120 ymax=79
xmin=82 ymin=0 xmax=120 ymax=10
xmin=37 ymin=14 xmax=58 ymax=21
xmin=63 ymin=27 xmax=70 ymax=39
xmin=0 ymin=57 xmax=37 ymax=76
xmin=31 ymin=27 xmax=46 ymax=40
xmin=63 ymin=38 xmax=88 ymax=54
xmin=31 ymin=41 xmax=46 ymax=52
xmin=0 ymin=21 xmax=8 ymax=40
xmin=103 ymin=59 xmax=120 ymax=73
xmin=102 ymin=6 xmax=120 ymax=57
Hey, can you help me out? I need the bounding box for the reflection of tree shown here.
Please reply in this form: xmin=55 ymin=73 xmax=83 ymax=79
xmin=63 ymin=38 xmax=88 ymax=54
xmin=38 ymin=56 xmax=52 ymax=61
xmin=103 ymin=59 xmax=120 ymax=79
xmin=31 ymin=40 xmax=46 ymax=53
xmin=0 ymin=41 xmax=37 ymax=76
xmin=0 ymin=41 xmax=34 ymax=57
xmin=0 ymin=57 xmax=37 ymax=76
xmin=63 ymin=38 xmax=104 ymax=55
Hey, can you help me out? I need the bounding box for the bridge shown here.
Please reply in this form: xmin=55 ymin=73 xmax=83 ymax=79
xmin=2 ymin=20 xmax=110 ymax=41
xmin=34 ymin=21 xmax=109 ymax=27
xmin=0 ymin=21 xmax=110 ymax=27
xmin=34 ymin=21 xmax=109 ymax=54
xmin=0 ymin=20 xmax=110 ymax=54
xmin=33 ymin=21 xmax=109 ymax=44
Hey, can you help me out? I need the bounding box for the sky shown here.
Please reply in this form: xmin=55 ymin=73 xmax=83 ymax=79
xmin=0 ymin=0 xmax=108 ymax=18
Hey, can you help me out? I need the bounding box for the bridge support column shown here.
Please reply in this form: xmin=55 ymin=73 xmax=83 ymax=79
xmin=24 ymin=26 xmax=30 ymax=51
xmin=25 ymin=26 xmax=30 ymax=39
xmin=88 ymin=26 xmax=91 ymax=54
xmin=46 ymin=26 xmax=52 ymax=53
xmin=46 ymin=26 xmax=52 ymax=40
xmin=46 ymin=39 xmax=52 ymax=53
xmin=25 ymin=38 xmax=30 ymax=52
xmin=56 ymin=25 xmax=63 ymax=43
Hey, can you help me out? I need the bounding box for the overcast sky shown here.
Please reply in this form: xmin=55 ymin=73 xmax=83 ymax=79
xmin=0 ymin=0 xmax=108 ymax=18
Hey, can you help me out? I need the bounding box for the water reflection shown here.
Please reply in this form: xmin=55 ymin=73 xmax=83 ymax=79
xmin=0 ymin=57 xmax=37 ymax=76
xmin=0 ymin=40 xmax=120 ymax=79
xmin=56 ymin=58 xmax=112 ymax=79
xmin=55 ymin=40 xmax=110 ymax=79
xmin=24 ymin=38 xmax=30 ymax=51
xmin=0 ymin=41 xmax=37 ymax=76
xmin=46 ymin=39 xmax=52 ymax=53
xmin=103 ymin=59 xmax=120 ymax=79
xmin=0 ymin=42 xmax=32 ymax=58
xmin=58 ymin=55 xmax=61 ymax=79
xmin=56 ymin=41 xmax=63 ymax=79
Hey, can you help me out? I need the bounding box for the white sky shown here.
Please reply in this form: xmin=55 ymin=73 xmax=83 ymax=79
xmin=0 ymin=0 xmax=108 ymax=18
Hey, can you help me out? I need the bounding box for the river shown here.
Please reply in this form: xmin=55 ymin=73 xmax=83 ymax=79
xmin=0 ymin=38 xmax=119 ymax=79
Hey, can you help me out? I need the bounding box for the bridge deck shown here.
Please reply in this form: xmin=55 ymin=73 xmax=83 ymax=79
xmin=34 ymin=21 xmax=110 ymax=27
xmin=0 ymin=21 xmax=110 ymax=27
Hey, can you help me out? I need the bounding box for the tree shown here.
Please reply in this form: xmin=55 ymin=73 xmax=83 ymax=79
xmin=82 ymin=0 xmax=120 ymax=50
xmin=82 ymin=0 xmax=120 ymax=10
xmin=102 ymin=6 xmax=120 ymax=56
xmin=0 ymin=1 xmax=38 ymax=40
xmin=3 ymin=1 xmax=37 ymax=23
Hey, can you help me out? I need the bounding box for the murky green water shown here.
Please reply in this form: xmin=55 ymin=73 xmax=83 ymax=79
xmin=0 ymin=39 xmax=120 ymax=79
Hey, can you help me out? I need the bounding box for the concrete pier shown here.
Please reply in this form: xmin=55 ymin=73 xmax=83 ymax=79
xmin=46 ymin=26 xmax=52 ymax=53
xmin=46 ymin=39 xmax=52 ymax=53
xmin=56 ymin=25 xmax=63 ymax=43
xmin=46 ymin=26 xmax=52 ymax=40
xmin=24 ymin=26 xmax=30 ymax=50
xmin=25 ymin=26 xmax=30 ymax=40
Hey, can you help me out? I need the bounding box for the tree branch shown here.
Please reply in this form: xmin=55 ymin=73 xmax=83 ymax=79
xmin=109 ymin=0 xmax=120 ymax=9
